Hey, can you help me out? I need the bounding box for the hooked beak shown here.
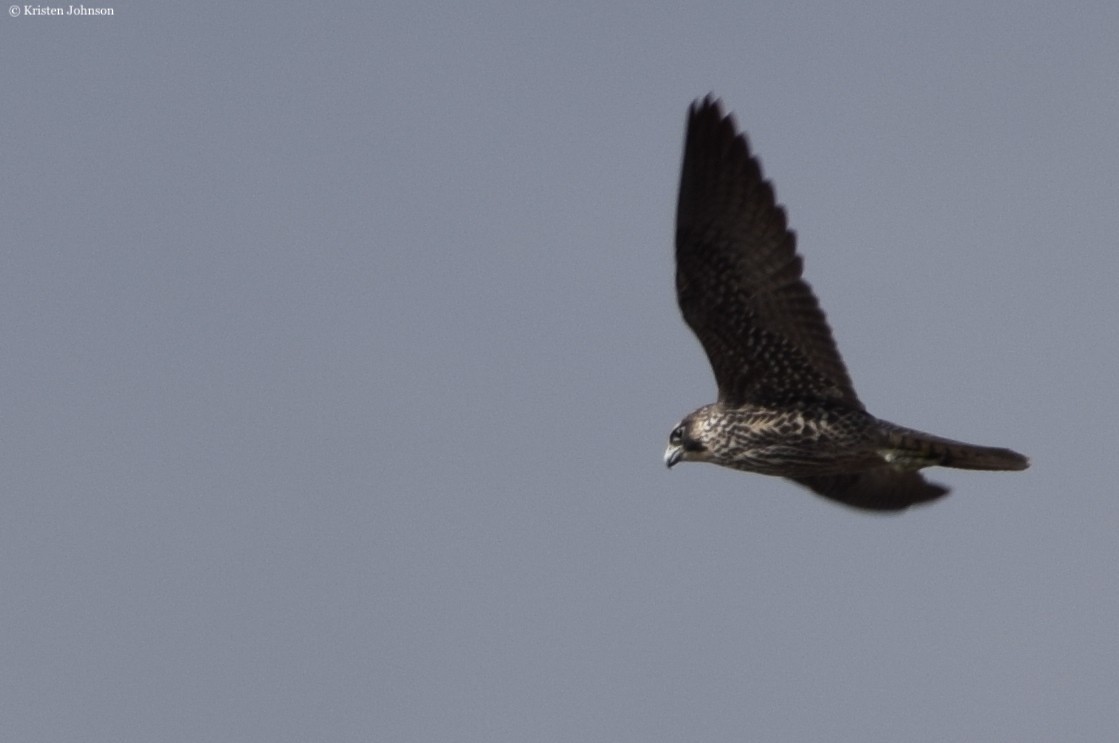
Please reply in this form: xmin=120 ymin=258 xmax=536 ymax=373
xmin=664 ymin=444 xmax=684 ymax=469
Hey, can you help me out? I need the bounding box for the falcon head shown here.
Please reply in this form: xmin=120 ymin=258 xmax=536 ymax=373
xmin=664 ymin=407 xmax=715 ymax=468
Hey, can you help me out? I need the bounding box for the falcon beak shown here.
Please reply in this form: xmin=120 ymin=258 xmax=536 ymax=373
xmin=664 ymin=444 xmax=684 ymax=469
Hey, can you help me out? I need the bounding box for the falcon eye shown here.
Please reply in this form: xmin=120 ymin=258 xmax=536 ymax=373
xmin=670 ymin=426 xmax=684 ymax=444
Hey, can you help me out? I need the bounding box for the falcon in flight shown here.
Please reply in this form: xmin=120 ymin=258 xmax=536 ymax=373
xmin=664 ymin=96 xmax=1028 ymax=511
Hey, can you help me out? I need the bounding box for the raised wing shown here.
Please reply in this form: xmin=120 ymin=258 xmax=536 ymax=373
xmin=675 ymin=97 xmax=861 ymax=408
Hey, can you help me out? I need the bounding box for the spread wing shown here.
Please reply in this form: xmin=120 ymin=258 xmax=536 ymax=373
xmin=791 ymin=470 xmax=950 ymax=512
xmin=675 ymin=96 xmax=861 ymax=408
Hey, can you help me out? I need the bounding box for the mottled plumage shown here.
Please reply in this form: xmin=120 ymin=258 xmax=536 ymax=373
xmin=664 ymin=96 xmax=1028 ymax=511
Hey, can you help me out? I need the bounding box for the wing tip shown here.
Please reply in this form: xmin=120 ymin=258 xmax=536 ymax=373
xmin=688 ymin=94 xmax=732 ymax=133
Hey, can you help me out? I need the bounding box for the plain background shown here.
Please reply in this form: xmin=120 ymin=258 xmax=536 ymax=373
xmin=3 ymin=2 xmax=1117 ymax=741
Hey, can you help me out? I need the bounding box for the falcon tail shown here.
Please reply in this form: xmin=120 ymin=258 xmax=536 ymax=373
xmin=881 ymin=423 xmax=1030 ymax=472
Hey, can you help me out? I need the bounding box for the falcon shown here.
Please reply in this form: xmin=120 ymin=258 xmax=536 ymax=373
xmin=664 ymin=96 xmax=1028 ymax=511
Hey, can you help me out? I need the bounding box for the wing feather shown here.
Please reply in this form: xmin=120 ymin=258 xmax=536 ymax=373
xmin=791 ymin=470 xmax=950 ymax=512
xmin=675 ymin=97 xmax=861 ymax=407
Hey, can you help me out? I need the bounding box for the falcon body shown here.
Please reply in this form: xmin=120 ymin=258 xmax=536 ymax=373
xmin=664 ymin=97 xmax=1028 ymax=511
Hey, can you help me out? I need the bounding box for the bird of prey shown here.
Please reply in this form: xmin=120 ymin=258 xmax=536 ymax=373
xmin=664 ymin=96 xmax=1028 ymax=511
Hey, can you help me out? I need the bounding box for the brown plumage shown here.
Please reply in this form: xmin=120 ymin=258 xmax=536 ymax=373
xmin=664 ymin=96 xmax=1028 ymax=511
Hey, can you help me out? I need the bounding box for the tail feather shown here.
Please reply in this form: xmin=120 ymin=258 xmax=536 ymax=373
xmin=882 ymin=423 xmax=1029 ymax=472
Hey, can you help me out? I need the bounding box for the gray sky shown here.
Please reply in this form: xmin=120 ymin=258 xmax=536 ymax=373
xmin=3 ymin=2 xmax=1117 ymax=741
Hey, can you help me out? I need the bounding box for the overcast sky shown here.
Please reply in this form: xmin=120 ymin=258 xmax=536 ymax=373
xmin=3 ymin=2 xmax=1118 ymax=741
